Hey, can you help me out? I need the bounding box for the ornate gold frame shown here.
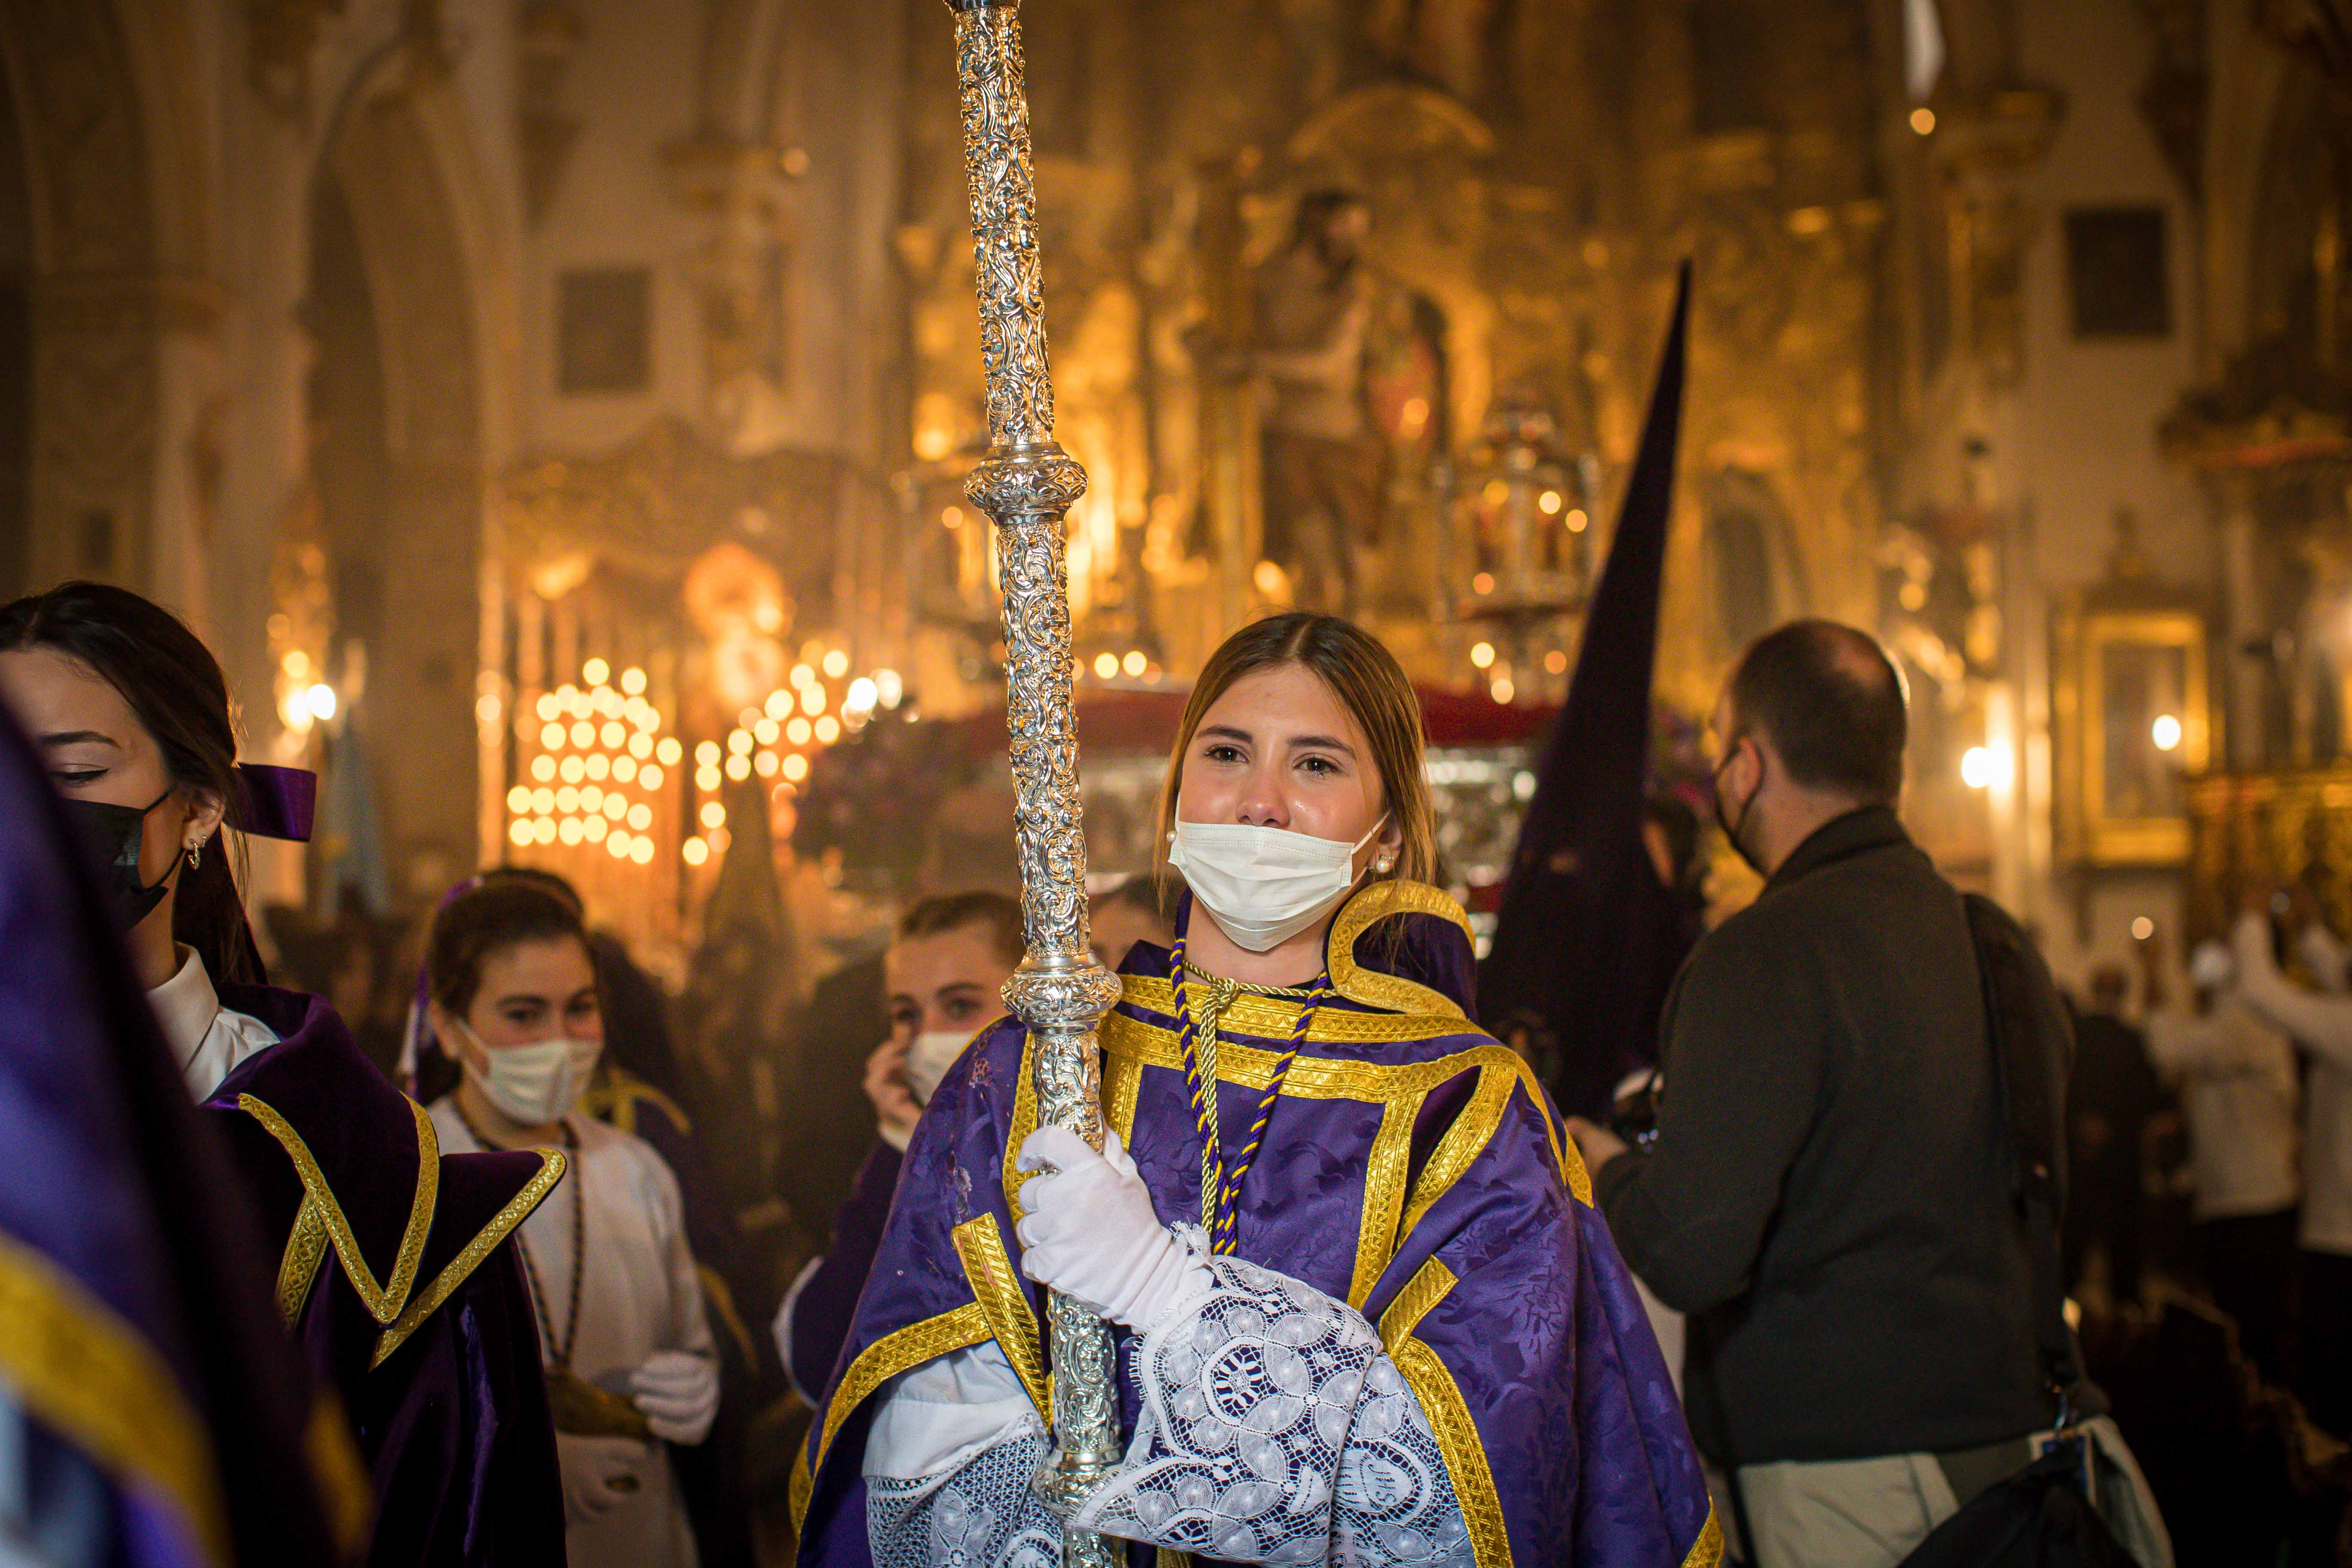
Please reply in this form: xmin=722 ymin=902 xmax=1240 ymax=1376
xmin=2055 ymin=602 xmax=2211 ymax=867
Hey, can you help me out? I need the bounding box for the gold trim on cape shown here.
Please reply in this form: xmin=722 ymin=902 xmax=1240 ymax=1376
xmin=1349 ymin=1094 xmax=1423 ymax=1308
xmin=1119 ymin=977 xmax=1466 ymax=1045
xmin=371 ymin=1148 xmax=567 ymax=1368
xmin=0 ymin=1229 xmax=229 ymax=1568
xmin=814 ymin=1300 xmax=994 ymax=1473
xmin=789 ymin=1436 xmax=815 ymax=1533
xmin=1003 ymin=1032 xmax=1041 ymax=1229
xmin=1378 ymin=1258 xmax=1510 ymax=1568
xmin=952 ymin=1214 xmax=1050 ymax=1421
xmin=238 ymin=1092 xmax=438 ymax=1326
xmin=305 ymin=1393 xmax=374 ymax=1556
xmin=1325 ymin=879 xmax=1475 ymax=1019
xmin=274 ymin=1194 xmax=331 ymax=1329
xmin=1683 ymin=1507 xmax=1726 ymax=1568
xmin=1398 ymin=1065 xmax=1519 ymax=1246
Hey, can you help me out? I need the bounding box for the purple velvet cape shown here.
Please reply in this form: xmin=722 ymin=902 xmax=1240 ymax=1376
xmin=0 ymin=710 xmax=350 ymax=1568
xmin=202 ymin=992 xmax=567 ymax=1568
xmin=792 ymin=882 xmax=1719 ymax=1568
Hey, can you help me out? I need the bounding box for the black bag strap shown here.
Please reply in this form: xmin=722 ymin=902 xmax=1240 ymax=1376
xmin=1960 ymin=891 xmax=2082 ymax=1406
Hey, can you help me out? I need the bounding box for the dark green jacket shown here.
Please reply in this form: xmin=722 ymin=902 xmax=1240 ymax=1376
xmin=1594 ymin=806 xmax=2053 ymax=1466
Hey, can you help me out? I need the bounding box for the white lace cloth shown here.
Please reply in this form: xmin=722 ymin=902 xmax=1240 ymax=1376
xmin=865 ymin=1233 xmax=1470 ymax=1568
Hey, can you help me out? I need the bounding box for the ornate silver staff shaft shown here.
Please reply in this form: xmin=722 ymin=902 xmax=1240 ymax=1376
xmin=944 ymin=1 xmax=1124 ymax=1560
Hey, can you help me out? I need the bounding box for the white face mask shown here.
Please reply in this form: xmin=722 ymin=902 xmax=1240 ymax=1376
xmin=906 ymin=1029 xmax=971 ymax=1108
xmin=1166 ymin=810 xmax=1389 ymax=954
xmin=452 ymin=1019 xmax=602 ymax=1126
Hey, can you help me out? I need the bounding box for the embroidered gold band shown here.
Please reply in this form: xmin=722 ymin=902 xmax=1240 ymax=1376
xmin=952 ymin=1214 xmax=1050 ymax=1421
xmin=789 ymin=1436 xmax=815 ymax=1533
xmin=239 ymin=1092 xmax=438 ymax=1326
xmin=275 ymin=1194 xmax=331 ymax=1328
xmin=0 ymin=1229 xmax=228 ymax=1568
xmin=1325 ymin=879 xmax=1475 ymax=1018
xmin=814 ymin=1300 xmax=994 ymax=1474
xmin=1349 ymin=1093 xmax=1424 ymax=1308
xmin=1379 ymin=1258 xmax=1510 ymax=1568
xmin=1399 ymin=1065 xmax=1519 ymax=1249
xmin=371 ymin=1148 xmax=565 ymax=1369
xmin=1683 ymin=1507 xmax=1726 ymax=1568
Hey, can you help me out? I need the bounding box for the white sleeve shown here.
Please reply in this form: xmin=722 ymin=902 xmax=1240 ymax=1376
xmin=863 ymin=1342 xmax=1066 ymax=1568
xmin=2234 ymin=914 xmax=2352 ymax=1072
xmin=864 ymin=1341 xmax=1041 ymax=1482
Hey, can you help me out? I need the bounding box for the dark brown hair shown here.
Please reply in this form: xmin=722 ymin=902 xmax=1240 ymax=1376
xmin=1155 ymin=612 xmax=1436 ymax=889
xmin=896 ymin=889 xmax=1024 ymax=968
xmin=1727 ymin=620 xmax=1907 ymax=805
xmin=427 ymin=879 xmax=593 ymax=1021
xmin=0 ymin=581 xmax=260 ymax=985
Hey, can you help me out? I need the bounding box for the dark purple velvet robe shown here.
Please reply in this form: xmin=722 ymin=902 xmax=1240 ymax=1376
xmin=784 ymin=1141 xmax=903 ymax=1402
xmin=793 ymin=882 xmax=1719 ymax=1568
xmin=0 ymin=711 xmax=353 ymax=1568
xmin=204 ymin=992 xmax=567 ymax=1568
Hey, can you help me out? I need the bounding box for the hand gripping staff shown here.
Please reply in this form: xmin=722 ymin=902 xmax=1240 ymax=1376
xmin=942 ymin=2 xmax=1125 ymax=1562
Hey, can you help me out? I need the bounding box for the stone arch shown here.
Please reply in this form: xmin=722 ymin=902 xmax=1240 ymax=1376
xmin=1700 ymin=466 xmax=1804 ymax=657
xmin=302 ymin=57 xmax=509 ymax=897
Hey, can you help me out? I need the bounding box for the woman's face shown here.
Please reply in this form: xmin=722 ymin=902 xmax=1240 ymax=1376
xmin=459 ymin=937 xmax=602 ymax=1055
xmin=0 ymin=647 xmax=220 ymax=888
xmin=1176 ymin=662 xmax=1399 ymax=868
xmin=885 ymin=924 xmax=1013 ymax=1043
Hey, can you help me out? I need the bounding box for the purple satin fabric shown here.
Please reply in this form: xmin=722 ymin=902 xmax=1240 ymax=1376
xmin=205 ymin=988 xmax=566 ymax=1568
xmin=231 ymin=763 xmax=316 ymax=842
xmin=796 ymin=918 xmax=1712 ymax=1568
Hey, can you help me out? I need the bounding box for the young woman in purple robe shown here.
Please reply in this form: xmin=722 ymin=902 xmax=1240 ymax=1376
xmin=0 ymin=581 xmax=566 ymax=1568
xmin=793 ymin=612 xmax=1719 ymax=1568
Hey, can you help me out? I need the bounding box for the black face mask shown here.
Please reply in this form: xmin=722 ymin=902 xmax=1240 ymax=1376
xmin=59 ymin=787 xmax=177 ymax=934
xmin=1711 ymin=742 xmax=1766 ymax=878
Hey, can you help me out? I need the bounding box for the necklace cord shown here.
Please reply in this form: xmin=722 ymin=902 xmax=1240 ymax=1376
xmin=1169 ymin=934 xmax=1329 ymax=1255
xmin=456 ymin=1101 xmax=585 ymax=1368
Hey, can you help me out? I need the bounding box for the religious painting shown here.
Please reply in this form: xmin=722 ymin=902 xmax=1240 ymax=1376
xmin=2065 ymin=207 xmax=2170 ymax=339
xmin=2055 ymin=603 xmax=2211 ymax=865
xmin=557 ymin=266 xmax=653 ymax=394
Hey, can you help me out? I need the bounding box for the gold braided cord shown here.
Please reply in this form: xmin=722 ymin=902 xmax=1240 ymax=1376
xmin=1325 ymin=880 xmax=1476 ymax=1020
xmin=1181 ymin=965 xmax=1317 ymax=999
xmin=1378 ymin=1259 xmax=1509 ymax=1568
xmin=236 ymin=1092 xmax=438 ymax=1327
xmin=815 ymin=1301 xmax=993 ymax=1472
xmin=274 ymin=1194 xmax=331 ymax=1329
xmin=0 ymin=1229 xmax=229 ymax=1568
xmin=370 ymin=1148 xmax=567 ymax=1369
xmin=952 ymin=1214 xmax=1050 ymax=1421
xmin=1349 ymin=1094 xmax=1425 ymax=1309
xmin=1185 ymin=975 xmax=1238 ymax=1234
xmin=1683 ymin=1508 xmax=1726 ymax=1568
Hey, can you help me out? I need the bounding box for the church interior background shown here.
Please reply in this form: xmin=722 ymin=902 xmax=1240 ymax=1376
xmin=4 ymin=0 xmax=2350 ymax=1123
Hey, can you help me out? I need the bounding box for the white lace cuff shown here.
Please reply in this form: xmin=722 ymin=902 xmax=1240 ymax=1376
xmin=1072 ymin=1230 xmax=1472 ymax=1567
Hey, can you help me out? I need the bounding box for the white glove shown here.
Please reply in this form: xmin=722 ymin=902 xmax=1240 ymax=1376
xmin=559 ymin=1434 xmax=651 ymax=1526
xmin=1014 ymin=1125 xmax=1210 ymax=1330
xmin=630 ymin=1348 xmax=720 ymax=1446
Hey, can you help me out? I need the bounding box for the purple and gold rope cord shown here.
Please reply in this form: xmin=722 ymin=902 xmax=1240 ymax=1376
xmin=1170 ymin=927 xmax=1329 ymax=1255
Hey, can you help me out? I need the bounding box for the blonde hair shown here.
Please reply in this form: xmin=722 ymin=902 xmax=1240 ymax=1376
xmin=1155 ymin=613 xmax=1437 ymax=891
